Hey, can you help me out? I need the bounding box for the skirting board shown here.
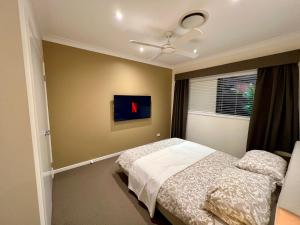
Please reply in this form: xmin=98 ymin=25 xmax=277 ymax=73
xmin=53 ymin=150 xmax=125 ymax=174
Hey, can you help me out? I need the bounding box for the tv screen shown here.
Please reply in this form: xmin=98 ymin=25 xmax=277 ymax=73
xmin=114 ymin=95 xmax=151 ymax=121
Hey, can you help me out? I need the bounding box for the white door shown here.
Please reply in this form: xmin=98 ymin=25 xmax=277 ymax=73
xmin=19 ymin=1 xmax=53 ymax=224
xmin=29 ymin=34 xmax=53 ymax=225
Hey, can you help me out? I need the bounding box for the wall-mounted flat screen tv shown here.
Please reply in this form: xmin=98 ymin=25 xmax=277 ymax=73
xmin=114 ymin=95 xmax=151 ymax=121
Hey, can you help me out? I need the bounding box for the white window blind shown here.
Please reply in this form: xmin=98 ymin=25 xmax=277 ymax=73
xmin=189 ymin=70 xmax=257 ymax=118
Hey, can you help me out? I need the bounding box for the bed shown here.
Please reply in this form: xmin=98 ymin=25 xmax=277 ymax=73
xmin=116 ymin=138 xmax=281 ymax=225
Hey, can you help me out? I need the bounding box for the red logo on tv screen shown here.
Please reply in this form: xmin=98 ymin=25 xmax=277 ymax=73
xmin=131 ymin=102 xmax=137 ymax=113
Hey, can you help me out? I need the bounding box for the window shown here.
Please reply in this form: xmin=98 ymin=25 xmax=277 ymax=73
xmin=216 ymin=74 xmax=256 ymax=116
xmin=189 ymin=71 xmax=257 ymax=118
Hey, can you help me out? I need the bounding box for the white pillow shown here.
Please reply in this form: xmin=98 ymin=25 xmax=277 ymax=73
xmin=235 ymin=150 xmax=287 ymax=185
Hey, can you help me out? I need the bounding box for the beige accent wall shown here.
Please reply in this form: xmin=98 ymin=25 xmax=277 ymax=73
xmin=0 ymin=1 xmax=40 ymax=225
xmin=43 ymin=41 xmax=172 ymax=169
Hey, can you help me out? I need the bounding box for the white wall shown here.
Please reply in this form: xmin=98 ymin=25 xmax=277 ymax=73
xmin=186 ymin=113 xmax=249 ymax=158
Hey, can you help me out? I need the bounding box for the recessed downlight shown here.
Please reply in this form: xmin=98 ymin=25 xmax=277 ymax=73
xmin=139 ymin=47 xmax=144 ymax=53
xmin=115 ymin=10 xmax=123 ymax=21
xmin=193 ymin=49 xmax=198 ymax=54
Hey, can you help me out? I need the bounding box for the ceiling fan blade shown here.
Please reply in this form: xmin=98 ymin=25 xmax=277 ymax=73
xmin=193 ymin=28 xmax=204 ymax=34
xmin=175 ymin=49 xmax=198 ymax=59
xmin=149 ymin=51 xmax=163 ymax=61
xmin=129 ymin=40 xmax=162 ymax=49
xmin=174 ymin=29 xmax=203 ymax=47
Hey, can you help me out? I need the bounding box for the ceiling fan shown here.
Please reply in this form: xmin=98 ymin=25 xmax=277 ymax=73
xmin=129 ymin=10 xmax=208 ymax=61
xmin=130 ymin=31 xmax=199 ymax=60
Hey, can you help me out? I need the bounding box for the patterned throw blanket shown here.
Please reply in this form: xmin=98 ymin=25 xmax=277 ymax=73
xmin=116 ymin=138 xmax=238 ymax=225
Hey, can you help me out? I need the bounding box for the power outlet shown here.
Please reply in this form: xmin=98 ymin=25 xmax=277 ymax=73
xmin=156 ymin=133 xmax=161 ymax=137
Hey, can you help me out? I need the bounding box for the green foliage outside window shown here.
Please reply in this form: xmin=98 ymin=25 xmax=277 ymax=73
xmin=242 ymin=83 xmax=255 ymax=116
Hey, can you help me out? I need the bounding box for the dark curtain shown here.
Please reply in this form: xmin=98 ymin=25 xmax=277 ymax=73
xmin=246 ymin=63 xmax=299 ymax=153
xmin=171 ymin=79 xmax=189 ymax=139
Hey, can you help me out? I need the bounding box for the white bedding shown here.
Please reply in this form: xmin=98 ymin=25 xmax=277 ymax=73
xmin=128 ymin=140 xmax=216 ymax=217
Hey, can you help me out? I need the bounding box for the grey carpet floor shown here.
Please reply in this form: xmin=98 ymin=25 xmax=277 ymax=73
xmin=52 ymin=156 xmax=171 ymax=225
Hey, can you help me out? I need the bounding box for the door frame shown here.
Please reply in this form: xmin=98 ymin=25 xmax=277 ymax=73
xmin=18 ymin=1 xmax=53 ymax=225
xmin=42 ymin=61 xmax=54 ymax=165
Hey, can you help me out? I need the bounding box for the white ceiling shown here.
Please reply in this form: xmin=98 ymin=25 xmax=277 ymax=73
xmin=31 ymin=0 xmax=300 ymax=68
